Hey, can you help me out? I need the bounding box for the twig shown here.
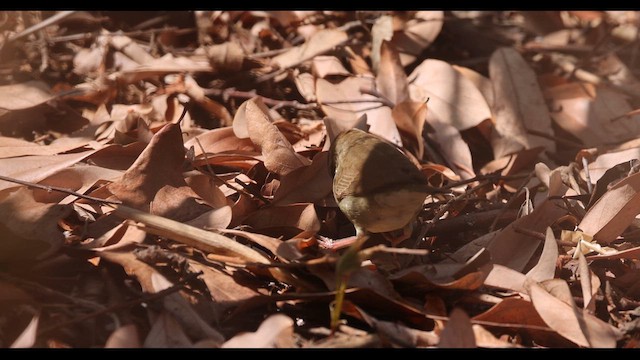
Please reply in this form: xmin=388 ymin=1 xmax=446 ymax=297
xmin=8 ymin=11 xmax=77 ymax=42
xmin=234 ymin=178 xmax=271 ymax=205
xmin=203 ymin=87 xmax=317 ymax=110
xmin=36 ymin=272 xmax=200 ymax=337
xmin=0 ymin=174 xmax=122 ymax=205
xmin=526 ymin=129 xmax=584 ymax=149
xmin=0 ymin=272 xmax=106 ymax=312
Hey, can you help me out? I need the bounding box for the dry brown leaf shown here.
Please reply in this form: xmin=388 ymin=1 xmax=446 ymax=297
xmin=34 ymin=165 xmax=122 ymax=204
xmin=483 ymin=264 xmax=527 ymax=294
xmin=151 ymin=272 xmax=225 ymax=344
xmin=376 ymin=40 xmax=409 ymax=106
xmin=271 ymin=28 xmax=348 ymax=70
xmin=242 ymin=203 xmax=321 ymax=236
xmin=0 ymin=136 xmax=91 ymax=159
xmin=143 ymin=311 xmax=193 ymax=348
xmin=438 ymin=308 xmax=476 ymax=348
xmin=392 ymin=11 xmax=444 ymax=66
xmin=312 ymin=55 xmax=350 ymax=78
xmin=392 ymin=101 xmax=426 ymax=159
xmin=472 ymin=298 xmax=557 ymax=346
xmin=293 ymin=72 xmax=317 ymax=102
xmin=586 ymin=147 xmax=640 ymax=184
xmin=0 ymin=149 xmax=100 ymax=192
xmin=409 ymin=58 xmax=492 ymax=131
xmin=222 ymin=314 xmax=295 ymax=348
xmin=452 ymin=64 xmax=495 ymax=108
xmin=206 ymin=41 xmax=245 ymax=73
xmin=10 ymin=313 xmax=39 ymax=348
xmin=579 ymin=171 xmax=640 ymax=244
xmin=426 ymin=112 xmax=476 ymax=180
xmin=236 ymin=98 xmax=310 ymax=176
xmin=316 ymin=76 xmax=403 ymax=145
xmin=577 ymin=251 xmax=599 ymax=312
xmin=487 ymin=199 xmax=567 ymax=272
xmin=105 ymin=324 xmax=141 ymax=348
xmin=489 ymin=47 xmax=555 ymax=158
xmin=371 ymin=15 xmax=394 ymax=73
xmin=271 ymin=151 xmax=334 ymax=206
xmin=185 ymin=126 xmax=256 ymax=156
xmin=525 ymin=227 xmax=558 ymax=282
xmin=0 ymin=81 xmax=54 ymax=116
xmin=544 ymin=83 xmax=640 ymax=148
xmin=0 ymin=188 xmax=71 ymax=264
xmin=528 ymin=280 xmax=619 ymax=348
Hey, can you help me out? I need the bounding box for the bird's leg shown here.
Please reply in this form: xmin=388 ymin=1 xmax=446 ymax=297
xmin=330 ymin=229 xmax=369 ymax=333
xmin=317 ymin=234 xmax=358 ymax=251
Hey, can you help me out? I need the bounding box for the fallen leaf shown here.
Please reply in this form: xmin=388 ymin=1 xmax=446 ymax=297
xmin=438 ymin=308 xmax=476 ymax=348
xmin=236 ymin=98 xmax=310 ymax=176
xmin=105 ymin=324 xmax=141 ymax=348
xmin=525 ymin=227 xmax=558 ymax=282
xmin=143 ymin=311 xmax=193 ymax=348
xmin=0 ymin=81 xmax=54 ymax=116
xmin=392 ymin=11 xmax=444 ymax=66
xmin=0 ymin=188 xmax=71 ymax=264
xmin=376 ymin=40 xmax=409 ymax=106
xmin=222 ymin=314 xmax=295 ymax=348
xmin=271 ymin=29 xmax=348 ymax=70
xmin=10 ymin=313 xmax=39 ymax=348
xmin=312 ymin=55 xmax=350 ymax=78
xmin=487 ymin=199 xmax=567 ymax=272
xmin=489 ymin=47 xmax=555 ymax=158
xmin=316 ymin=76 xmax=403 ymax=146
xmin=409 ymin=58 xmax=492 ymax=131
xmin=271 ymin=151 xmax=334 ymax=206
xmin=528 ymin=280 xmax=620 ymax=348
xmin=579 ymin=171 xmax=640 ymax=244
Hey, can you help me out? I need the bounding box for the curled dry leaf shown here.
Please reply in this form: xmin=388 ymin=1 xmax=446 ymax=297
xmin=489 ymin=47 xmax=555 ymax=158
xmin=426 ymin=112 xmax=476 ymax=180
xmin=222 ymin=314 xmax=295 ymax=348
xmin=409 ymin=58 xmax=492 ymax=132
xmin=235 ymin=98 xmax=310 ymax=176
xmin=271 ymin=151 xmax=334 ymax=206
xmin=392 ymin=11 xmax=444 ymax=66
xmin=579 ymin=171 xmax=640 ymax=244
xmin=185 ymin=126 xmax=256 ymax=156
xmin=527 ymin=280 xmax=620 ymax=348
xmin=525 ymin=227 xmax=558 ymax=282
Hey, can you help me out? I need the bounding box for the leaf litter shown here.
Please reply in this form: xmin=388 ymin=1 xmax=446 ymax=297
xmin=1 ymin=10 xmax=640 ymax=348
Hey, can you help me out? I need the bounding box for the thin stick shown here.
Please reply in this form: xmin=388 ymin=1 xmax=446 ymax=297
xmin=0 ymin=174 xmax=121 ymax=205
xmin=8 ymin=11 xmax=77 ymax=42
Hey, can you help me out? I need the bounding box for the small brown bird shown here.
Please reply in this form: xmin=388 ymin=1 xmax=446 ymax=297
xmin=329 ymin=128 xmax=437 ymax=238
xmin=328 ymin=128 xmax=441 ymax=331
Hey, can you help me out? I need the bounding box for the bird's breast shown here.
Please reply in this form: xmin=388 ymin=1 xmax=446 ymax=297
xmin=338 ymin=188 xmax=428 ymax=234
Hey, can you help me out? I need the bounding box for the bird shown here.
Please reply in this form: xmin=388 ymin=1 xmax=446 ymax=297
xmin=327 ymin=128 xmax=442 ymax=331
